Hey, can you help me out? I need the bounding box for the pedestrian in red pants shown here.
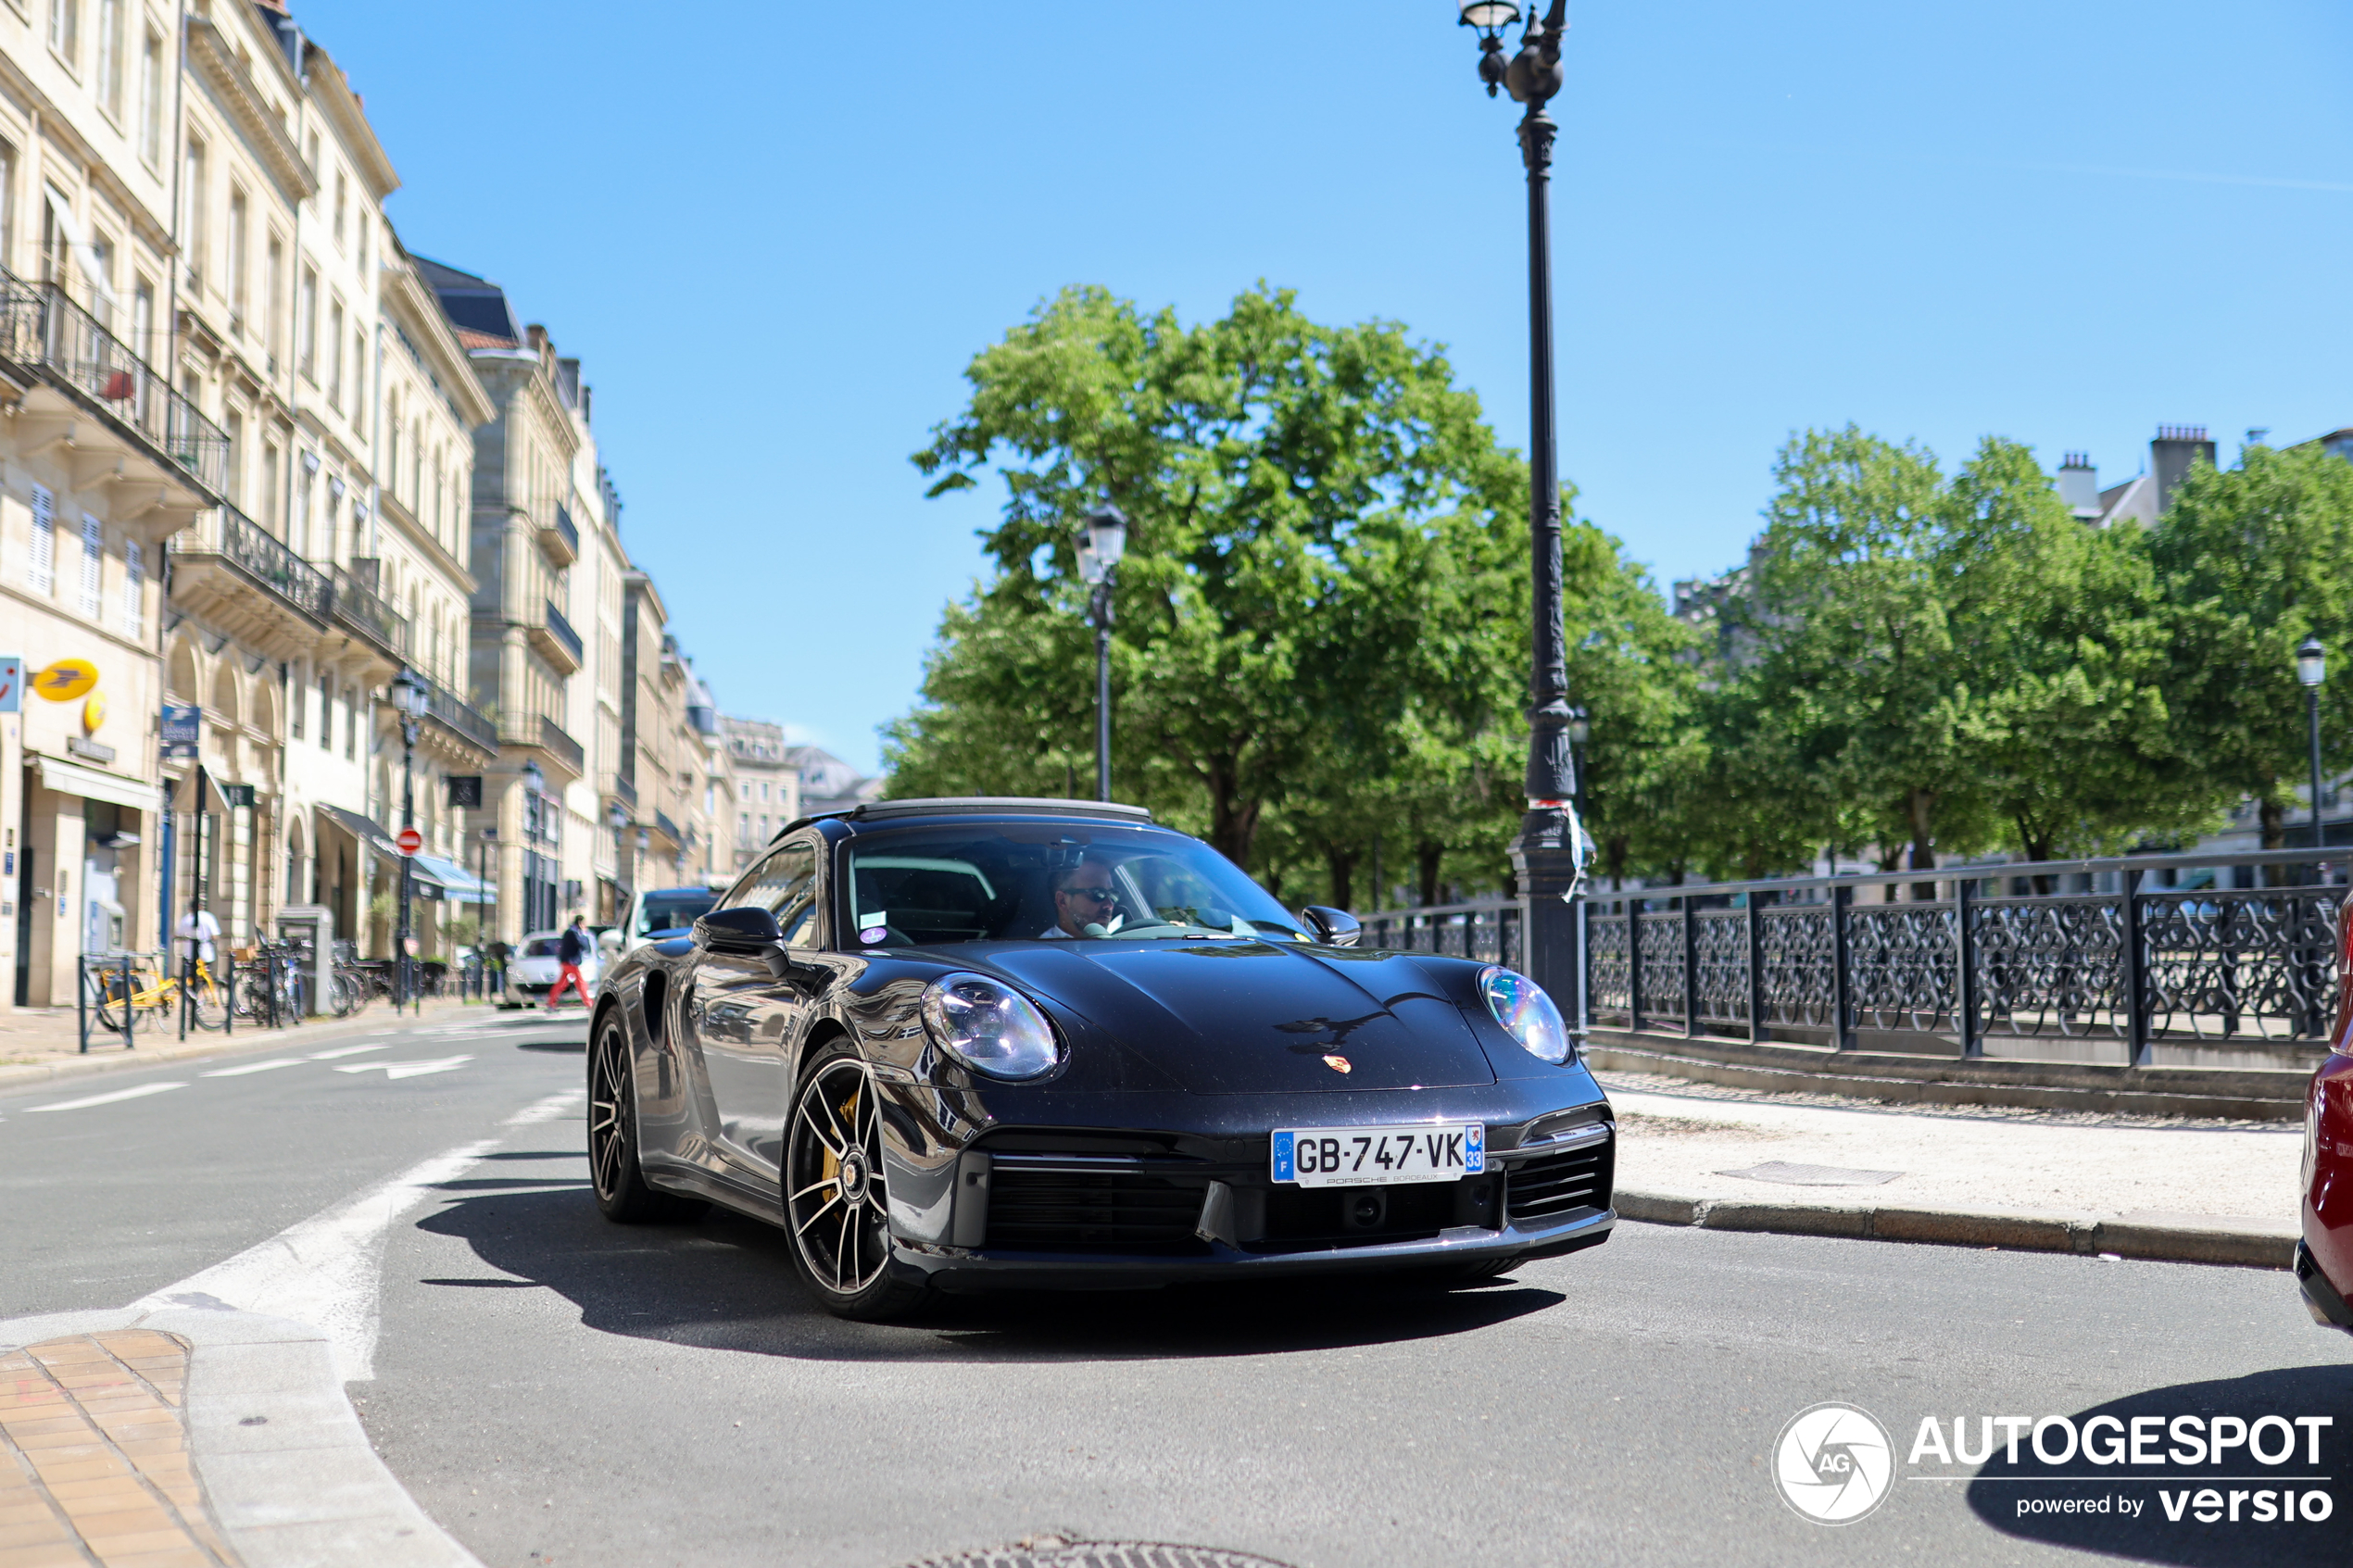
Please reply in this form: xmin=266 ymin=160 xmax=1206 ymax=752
xmin=548 ymin=914 xmax=592 ymax=1009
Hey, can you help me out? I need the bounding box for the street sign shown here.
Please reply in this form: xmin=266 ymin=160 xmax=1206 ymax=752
xmin=33 ymin=659 xmax=97 ymax=701
xmin=160 ymin=703 xmax=200 ymax=759
xmin=0 ymin=657 xmax=22 ymax=713
xmin=446 ymin=775 xmax=483 ymax=809
xmin=396 ymin=826 xmax=423 ymax=857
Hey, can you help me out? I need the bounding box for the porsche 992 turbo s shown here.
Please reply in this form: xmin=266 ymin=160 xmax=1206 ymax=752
xmin=585 ymin=797 xmax=1617 ymax=1320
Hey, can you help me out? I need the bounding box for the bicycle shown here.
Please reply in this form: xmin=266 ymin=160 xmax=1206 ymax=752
xmin=94 ymin=954 xmax=229 ymax=1034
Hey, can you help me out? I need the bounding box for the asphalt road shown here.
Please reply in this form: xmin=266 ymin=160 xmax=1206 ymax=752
xmin=6 ymin=1010 xmax=2351 ymax=1568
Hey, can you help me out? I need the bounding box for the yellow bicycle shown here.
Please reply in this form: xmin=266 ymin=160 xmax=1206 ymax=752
xmin=93 ymin=955 xmax=229 ymax=1033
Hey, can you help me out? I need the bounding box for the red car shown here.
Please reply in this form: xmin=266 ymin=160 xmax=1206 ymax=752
xmin=2300 ymin=913 xmax=2353 ymax=1330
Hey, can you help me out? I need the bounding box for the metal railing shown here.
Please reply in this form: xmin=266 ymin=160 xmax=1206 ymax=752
xmin=656 ymin=809 xmax=681 ymax=846
xmin=1359 ymin=899 xmax=1523 ymax=970
xmin=0 ymin=271 xmax=229 ymax=495
xmin=609 ymin=771 xmax=637 ymax=809
xmin=551 ymin=504 xmax=579 ymax=556
xmin=543 ymin=600 xmax=582 ymax=661
xmin=1582 ymin=847 xmax=2348 ymax=1062
xmin=186 ymin=505 xmax=334 ymax=622
xmin=412 ymin=668 xmax=497 ymax=753
xmin=332 ymin=566 xmax=408 ymax=657
xmin=538 ymin=713 xmax=585 ymax=773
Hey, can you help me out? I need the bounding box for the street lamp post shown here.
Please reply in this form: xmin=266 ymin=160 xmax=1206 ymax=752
xmin=2299 ymin=635 xmax=2326 ymax=848
xmin=390 ymin=670 xmax=428 ymax=1014
xmin=1075 ymin=506 xmax=1127 ymax=802
xmin=1459 ymin=1 xmax=1590 ymax=1006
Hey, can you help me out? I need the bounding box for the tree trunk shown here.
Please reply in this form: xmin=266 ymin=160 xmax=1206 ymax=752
xmin=1416 ymin=840 xmax=1444 ymax=908
xmin=1907 ymin=787 xmax=1938 ymax=902
xmin=1324 ymin=846 xmax=1356 ymax=912
xmin=2260 ymin=796 xmax=2286 ymax=852
xmin=1204 ymin=755 xmax=1262 ymax=866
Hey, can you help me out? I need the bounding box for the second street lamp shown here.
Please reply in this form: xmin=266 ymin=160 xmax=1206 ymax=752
xmin=2300 ymin=634 xmax=2327 ymax=847
xmin=390 ymin=668 xmax=429 ymax=1013
xmin=1458 ymin=0 xmax=1592 ymax=1012
xmin=1076 ymin=505 xmax=1127 ymax=802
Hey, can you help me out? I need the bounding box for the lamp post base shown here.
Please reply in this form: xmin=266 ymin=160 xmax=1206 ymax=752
xmin=1509 ymin=804 xmax=1586 ymax=1022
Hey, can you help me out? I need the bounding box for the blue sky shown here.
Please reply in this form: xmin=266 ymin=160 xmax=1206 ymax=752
xmin=298 ymin=0 xmax=2353 ymax=774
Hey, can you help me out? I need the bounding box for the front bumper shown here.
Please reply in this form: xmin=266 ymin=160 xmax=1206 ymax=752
xmin=2296 ymin=1240 xmax=2353 ymax=1332
xmin=900 ymin=1202 xmax=1614 ymax=1292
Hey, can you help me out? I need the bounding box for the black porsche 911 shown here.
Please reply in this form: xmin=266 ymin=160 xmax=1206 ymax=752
xmin=586 ymin=797 xmax=1616 ymax=1319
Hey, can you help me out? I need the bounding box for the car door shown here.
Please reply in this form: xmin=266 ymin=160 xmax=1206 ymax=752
xmin=684 ymin=838 xmax=822 ymax=1190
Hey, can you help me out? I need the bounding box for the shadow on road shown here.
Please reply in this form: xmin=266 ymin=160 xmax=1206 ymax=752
xmin=1966 ymin=1366 xmax=2353 ymax=1565
xmin=413 ymin=1185 xmax=1567 ymax=1364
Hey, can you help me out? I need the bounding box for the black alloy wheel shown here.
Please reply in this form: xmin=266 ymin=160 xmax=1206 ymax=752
xmin=784 ymin=1043 xmax=931 ymax=1320
xmin=588 ymin=1009 xmax=703 ymax=1223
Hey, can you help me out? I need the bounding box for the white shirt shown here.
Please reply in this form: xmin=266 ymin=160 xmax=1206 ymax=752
xmin=174 ymin=909 xmax=221 ymax=964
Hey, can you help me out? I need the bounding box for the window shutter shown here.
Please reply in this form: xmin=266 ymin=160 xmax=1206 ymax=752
xmin=78 ymin=514 xmax=102 ymax=617
xmin=122 ymin=539 xmax=144 ymax=633
xmin=28 ymin=484 xmax=53 ymax=593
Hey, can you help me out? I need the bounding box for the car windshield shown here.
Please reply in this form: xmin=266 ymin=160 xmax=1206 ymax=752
xmin=636 ymin=890 xmax=718 ymax=936
xmin=522 ymin=937 xmax=560 ymax=959
xmin=843 ymin=822 xmax=1308 ymax=947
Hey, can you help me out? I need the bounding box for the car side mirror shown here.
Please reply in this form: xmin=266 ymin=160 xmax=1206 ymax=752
xmin=597 ymin=929 xmax=623 ymax=953
xmin=1300 ymin=906 xmax=1362 ymax=947
xmin=694 ymin=906 xmax=782 ymax=954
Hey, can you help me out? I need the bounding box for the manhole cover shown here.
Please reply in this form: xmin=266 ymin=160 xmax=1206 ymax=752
xmin=1717 ymin=1160 xmax=1903 ymax=1187
xmin=901 ymin=1542 xmax=1293 ymax=1568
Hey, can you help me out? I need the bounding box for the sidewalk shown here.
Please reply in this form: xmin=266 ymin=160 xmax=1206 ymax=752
xmin=0 ymin=996 xmax=558 ymax=1093
xmin=1600 ymin=1068 xmax=2306 ymax=1268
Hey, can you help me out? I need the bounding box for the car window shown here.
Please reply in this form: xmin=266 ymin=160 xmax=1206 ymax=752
xmin=636 ymin=890 xmax=719 ymax=936
xmin=738 ymin=841 xmax=821 ymax=949
xmin=523 ymin=937 xmax=559 ymax=958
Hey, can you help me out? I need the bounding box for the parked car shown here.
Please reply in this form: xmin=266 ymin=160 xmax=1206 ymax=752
xmin=600 ymin=884 xmax=727 ymax=959
xmin=585 ymin=797 xmax=1616 ymax=1320
xmin=2301 ymin=909 xmax=2353 ymax=1330
xmin=503 ymin=928 xmax=600 ymax=1009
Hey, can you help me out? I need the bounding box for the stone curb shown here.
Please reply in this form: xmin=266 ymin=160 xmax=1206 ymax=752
xmin=0 ymin=997 xmax=519 ymax=1093
xmin=0 ymin=1305 xmax=484 ymax=1568
xmin=1614 ymin=1188 xmax=2296 ymax=1270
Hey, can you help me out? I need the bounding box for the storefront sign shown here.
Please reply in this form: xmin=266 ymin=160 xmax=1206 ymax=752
xmin=159 ymin=703 xmax=200 ymax=759
xmin=33 ymin=660 xmax=97 ymax=701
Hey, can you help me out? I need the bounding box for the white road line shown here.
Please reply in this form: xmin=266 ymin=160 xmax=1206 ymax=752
xmin=134 ymin=1086 xmax=585 ymax=1381
xmin=27 ymin=1082 xmax=190 ymax=1112
xmin=200 ymin=1058 xmax=308 ymax=1078
xmin=308 ymin=1043 xmax=386 ymax=1060
xmin=334 ymin=1055 xmax=472 ymax=1080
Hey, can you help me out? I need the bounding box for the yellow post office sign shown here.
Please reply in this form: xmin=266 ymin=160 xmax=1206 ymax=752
xmin=32 ymin=659 xmax=97 ymax=702
xmin=82 ymin=693 xmax=106 ymax=733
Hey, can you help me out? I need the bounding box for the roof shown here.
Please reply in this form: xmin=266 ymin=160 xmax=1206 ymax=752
xmin=811 ymin=797 xmax=1155 ymax=832
xmin=414 ymin=256 xmax=523 ymax=349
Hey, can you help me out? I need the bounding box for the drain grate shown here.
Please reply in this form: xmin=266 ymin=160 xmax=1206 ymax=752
xmin=1717 ymin=1160 xmax=1903 ymax=1187
xmin=901 ymin=1541 xmax=1294 ymax=1568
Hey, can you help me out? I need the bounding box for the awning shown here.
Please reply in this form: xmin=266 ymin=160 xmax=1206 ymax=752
xmin=410 ymin=852 xmax=496 ymax=903
xmin=317 ymin=804 xmax=401 ymax=860
xmin=31 ymin=752 xmax=160 ymax=814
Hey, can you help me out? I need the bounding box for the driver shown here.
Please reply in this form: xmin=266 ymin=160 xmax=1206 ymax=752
xmin=1041 ymin=858 xmax=1122 ymax=939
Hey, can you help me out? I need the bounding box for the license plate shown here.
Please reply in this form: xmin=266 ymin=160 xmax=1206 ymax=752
xmin=1271 ymin=1123 xmax=1486 ymax=1188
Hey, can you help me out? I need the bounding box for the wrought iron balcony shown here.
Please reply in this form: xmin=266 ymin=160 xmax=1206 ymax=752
xmin=656 ymin=810 xmax=681 ymax=847
xmin=544 ymin=601 xmax=582 ymax=660
xmin=537 ymin=714 xmax=585 ymax=775
xmin=608 ymin=771 xmax=637 ymax=810
xmin=538 ymin=503 xmax=579 ymax=566
xmin=182 ymin=505 xmax=333 ymax=623
xmin=331 ymin=565 xmax=408 ymax=659
xmin=410 ymin=668 xmax=497 ymax=755
xmin=0 ymin=270 xmax=228 ymax=497
xmin=527 ymin=599 xmax=584 ymax=675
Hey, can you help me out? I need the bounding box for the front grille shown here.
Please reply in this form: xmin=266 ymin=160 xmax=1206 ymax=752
xmin=1506 ymin=1136 xmax=1613 ymax=1223
xmin=985 ymin=1163 xmax=1213 ymax=1253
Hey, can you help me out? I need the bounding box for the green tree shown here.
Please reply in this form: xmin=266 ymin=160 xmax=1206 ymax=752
xmin=2151 ymin=444 xmax=2353 ymax=847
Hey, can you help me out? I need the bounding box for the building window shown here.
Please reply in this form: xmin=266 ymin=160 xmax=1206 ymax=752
xmin=223 ymin=412 xmax=242 ymax=507
xmin=290 ymin=664 xmax=303 ymax=741
xmin=344 ymin=687 xmax=358 ymax=759
xmin=95 ymin=0 xmax=122 ymax=116
xmin=49 ymin=0 xmax=78 ymax=69
xmin=265 ymin=236 xmax=283 ymax=363
xmin=351 ymin=327 xmax=367 ymax=433
xmin=332 ymin=172 xmax=346 ymax=250
xmin=132 ymin=278 xmax=151 ymax=361
xmin=325 ymin=299 xmax=342 ymax=408
xmin=295 ymin=464 xmax=312 ymax=555
xmin=261 ymin=442 xmax=281 ymax=533
xmin=227 ymin=190 xmax=248 ymax=328
xmin=137 ymin=28 xmax=161 ymax=167
xmin=121 ymin=539 xmax=142 ymax=634
xmin=78 ymin=515 xmax=101 ymax=619
xmin=297 ymin=266 xmax=317 ymax=381
xmin=319 ymin=672 xmax=332 ymax=750
xmin=182 ymin=138 xmax=207 ymax=294
xmin=384 ymin=395 xmax=400 ymax=498
xmin=0 ymin=139 xmax=14 ymax=277
xmin=27 ymin=483 xmax=54 ymax=594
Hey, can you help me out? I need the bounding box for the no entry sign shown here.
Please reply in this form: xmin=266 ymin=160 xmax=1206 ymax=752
xmin=396 ymin=826 xmax=423 ymax=857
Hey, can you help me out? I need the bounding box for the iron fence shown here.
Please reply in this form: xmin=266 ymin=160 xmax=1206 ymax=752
xmin=1358 ymin=899 xmax=1523 ymax=969
xmin=332 ymin=565 xmax=408 ymax=658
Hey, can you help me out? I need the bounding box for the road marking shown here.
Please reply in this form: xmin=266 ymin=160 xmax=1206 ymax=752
xmin=334 ymin=1055 xmax=472 ymax=1080
xmin=133 ymin=1087 xmax=585 ymax=1381
xmin=27 ymin=1082 xmax=189 ymax=1112
xmin=308 ymin=1043 xmax=386 ymax=1060
xmin=200 ymin=1058 xmax=307 ymax=1077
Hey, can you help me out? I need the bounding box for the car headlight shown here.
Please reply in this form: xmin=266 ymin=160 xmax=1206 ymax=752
xmin=1478 ymin=966 xmax=1573 ymax=1065
xmin=920 ymin=972 xmax=1061 ymax=1081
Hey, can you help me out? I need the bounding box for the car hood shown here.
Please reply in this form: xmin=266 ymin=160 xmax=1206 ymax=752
xmin=974 ymin=940 xmax=1494 ymax=1093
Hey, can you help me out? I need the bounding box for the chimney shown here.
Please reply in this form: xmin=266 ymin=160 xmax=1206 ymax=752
xmin=2150 ymin=425 xmax=2215 ymax=516
xmin=2057 ymin=452 xmax=2099 ymax=520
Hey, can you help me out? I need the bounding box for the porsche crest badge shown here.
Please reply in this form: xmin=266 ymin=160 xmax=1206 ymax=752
xmin=1322 ymin=1054 xmax=1352 ymax=1074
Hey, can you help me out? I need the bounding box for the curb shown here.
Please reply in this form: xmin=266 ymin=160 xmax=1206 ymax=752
xmin=0 ymin=1304 xmax=483 ymax=1568
xmin=1614 ymin=1188 xmax=2296 ymax=1270
xmin=0 ymin=999 xmax=513 ymax=1093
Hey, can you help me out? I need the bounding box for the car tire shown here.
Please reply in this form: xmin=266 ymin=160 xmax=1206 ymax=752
xmin=783 ymin=1040 xmax=933 ymax=1322
xmin=587 ymin=1009 xmax=705 ymax=1224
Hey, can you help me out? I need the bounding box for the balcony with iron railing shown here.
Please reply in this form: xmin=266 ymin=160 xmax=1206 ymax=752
xmin=330 ymin=565 xmax=408 ymax=661
xmin=169 ymin=505 xmax=335 ymax=656
xmin=537 ymin=713 xmax=585 ymax=775
xmin=409 ymin=668 xmax=498 ymax=756
xmin=0 ymin=270 xmax=228 ymax=502
xmin=607 ymin=771 xmax=637 ymax=810
xmin=538 ymin=503 xmax=579 ymax=566
xmin=528 ymin=598 xmax=584 ymax=676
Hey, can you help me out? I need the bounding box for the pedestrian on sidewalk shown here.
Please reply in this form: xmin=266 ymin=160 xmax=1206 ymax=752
xmin=547 ymin=915 xmax=592 ymax=1010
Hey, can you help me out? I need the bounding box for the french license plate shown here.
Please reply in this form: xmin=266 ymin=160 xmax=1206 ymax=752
xmin=1271 ymin=1123 xmax=1485 ymax=1188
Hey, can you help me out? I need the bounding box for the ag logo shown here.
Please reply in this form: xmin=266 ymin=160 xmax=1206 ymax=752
xmin=1773 ymin=1402 xmax=1894 ymax=1524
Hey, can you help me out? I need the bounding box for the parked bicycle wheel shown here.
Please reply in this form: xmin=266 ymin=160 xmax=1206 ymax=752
xmin=188 ymin=970 xmax=230 ymax=1031
xmin=89 ymin=966 xmax=135 ymax=1034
